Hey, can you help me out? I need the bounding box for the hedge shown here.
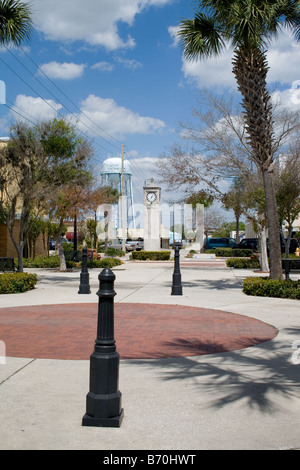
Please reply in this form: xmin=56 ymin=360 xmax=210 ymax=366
xmin=23 ymin=255 xmax=60 ymax=268
xmin=105 ymin=247 xmax=125 ymax=258
xmin=215 ymin=248 xmax=253 ymax=257
xmin=131 ymin=250 xmax=171 ymax=261
xmin=22 ymin=256 xmax=122 ymax=270
xmin=243 ymin=277 xmax=300 ymax=299
xmin=87 ymin=257 xmax=122 ymax=269
xmin=226 ymin=258 xmax=260 ymax=269
xmin=0 ymin=272 xmax=38 ymax=294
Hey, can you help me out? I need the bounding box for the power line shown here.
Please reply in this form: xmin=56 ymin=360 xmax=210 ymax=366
xmin=18 ymin=45 xmax=123 ymax=151
xmin=0 ymin=46 xmax=120 ymax=156
xmin=4 ymin=102 xmax=37 ymax=126
xmin=0 ymin=45 xmax=152 ymax=199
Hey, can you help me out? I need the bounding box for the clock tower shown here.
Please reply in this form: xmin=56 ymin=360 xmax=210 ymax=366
xmin=143 ymin=179 xmax=161 ymax=251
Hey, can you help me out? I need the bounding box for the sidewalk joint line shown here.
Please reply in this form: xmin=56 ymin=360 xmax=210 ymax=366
xmin=0 ymin=358 xmax=36 ymax=386
xmin=116 ymin=266 xmax=172 ymax=303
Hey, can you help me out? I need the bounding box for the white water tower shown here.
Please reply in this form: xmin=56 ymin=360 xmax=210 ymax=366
xmin=100 ymin=157 xmax=135 ymax=232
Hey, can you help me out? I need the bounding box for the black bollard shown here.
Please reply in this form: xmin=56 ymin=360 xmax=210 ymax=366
xmin=171 ymin=242 xmax=182 ymax=295
xmin=78 ymin=246 xmax=91 ymax=294
xmin=82 ymin=268 xmax=124 ymax=427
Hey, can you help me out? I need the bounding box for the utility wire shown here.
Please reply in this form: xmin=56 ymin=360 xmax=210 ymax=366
xmin=1 ymin=48 xmax=117 ymax=156
xmin=18 ymin=45 xmax=123 ymax=150
xmin=1 ymin=46 xmax=152 ymax=197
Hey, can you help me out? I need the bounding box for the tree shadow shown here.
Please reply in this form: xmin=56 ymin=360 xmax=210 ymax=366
xmin=126 ymin=336 xmax=300 ymax=413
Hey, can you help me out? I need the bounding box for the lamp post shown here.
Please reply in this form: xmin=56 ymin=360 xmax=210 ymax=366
xmin=171 ymin=242 xmax=182 ymax=295
xmin=82 ymin=268 xmax=124 ymax=427
xmin=78 ymin=245 xmax=91 ymax=294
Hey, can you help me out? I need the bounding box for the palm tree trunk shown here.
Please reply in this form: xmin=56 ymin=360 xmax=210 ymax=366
xmin=232 ymin=47 xmax=282 ymax=279
xmin=259 ymin=225 xmax=269 ymax=273
xmin=262 ymin=167 xmax=282 ymax=278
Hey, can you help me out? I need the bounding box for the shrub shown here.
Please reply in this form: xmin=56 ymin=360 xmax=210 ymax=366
xmin=215 ymin=248 xmax=253 ymax=257
xmin=23 ymin=256 xmax=60 ymax=268
xmin=105 ymin=247 xmax=125 ymax=258
xmin=243 ymin=277 xmax=300 ymax=299
xmin=22 ymin=255 xmax=123 ymax=270
xmin=215 ymin=248 xmax=233 ymax=257
xmin=62 ymin=242 xmax=73 ymax=251
xmin=88 ymin=257 xmax=122 ymax=269
xmin=131 ymin=250 xmax=171 ymax=261
xmin=0 ymin=272 xmax=38 ymax=294
xmin=226 ymin=258 xmax=260 ymax=269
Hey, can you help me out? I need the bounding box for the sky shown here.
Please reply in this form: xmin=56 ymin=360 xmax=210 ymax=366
xmin=0 ymin=0 xmax=299 ymax=209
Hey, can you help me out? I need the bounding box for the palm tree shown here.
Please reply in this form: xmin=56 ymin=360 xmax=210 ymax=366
xmin=178 ymin=0 xmax=300 ymax=279
xmin=0 ymin=0 xmax=32 ymax=46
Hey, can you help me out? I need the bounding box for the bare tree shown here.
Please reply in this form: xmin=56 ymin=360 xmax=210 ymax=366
xmin=276 ymin=143 xmax=300 ymax=259
xmin=157 ymin=89 xmax=299 ymax=271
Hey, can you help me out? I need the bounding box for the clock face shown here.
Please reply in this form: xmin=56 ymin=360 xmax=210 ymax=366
xmin=146 ymin=191 xmax=157 ymax=203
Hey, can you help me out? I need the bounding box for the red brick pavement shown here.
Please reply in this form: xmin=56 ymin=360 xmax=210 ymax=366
xmin=0 ymin=303 xmax=277 ymax=360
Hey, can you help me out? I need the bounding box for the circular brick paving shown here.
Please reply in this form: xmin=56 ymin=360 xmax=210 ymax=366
xmin=0 ymin=303 xmax=277 ymax=360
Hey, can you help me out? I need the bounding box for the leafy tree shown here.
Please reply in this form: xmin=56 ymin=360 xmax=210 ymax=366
xmin=178 ymin=0 xmax=300 ymax=279
xmin=0 ymin=122 xmax=46 ymax=271
xmin=222 ymin=178 xmax=244 ymax=243
xmin=212 ymin=221 xmax=245 ymax=238
xmin=240 ymin=173 xmax=270 ymax=272
xmin=86 ymin=218 xmax=97 ymax=249
xmin=276 ymin=145 xmax=300 ymax=259
xmin=26 ymin=215 xmax=46 ymax=259
xmin=186 ymin=189 xmax=214 ymax=208
xmin=0 ymin=119 xmax=93 ymax=271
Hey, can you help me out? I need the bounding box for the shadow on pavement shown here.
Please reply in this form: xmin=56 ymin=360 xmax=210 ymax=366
xmin=127 ymin=336 xmax=300 ymax=413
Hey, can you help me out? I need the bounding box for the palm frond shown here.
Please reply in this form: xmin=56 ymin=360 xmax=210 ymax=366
xmin=0 ymin=0 xmax=32 ymax=46
xmin=178 ymin=12 xmax=226 ymax=60
xmin=194 ymin=0 xmax=300 ymax=50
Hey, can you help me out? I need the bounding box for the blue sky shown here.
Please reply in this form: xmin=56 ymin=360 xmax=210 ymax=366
xmin=0 ymin=0 xmax=300 ymax=207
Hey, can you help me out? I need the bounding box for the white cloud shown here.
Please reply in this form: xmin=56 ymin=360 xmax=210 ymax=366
xmin=181 ymin=49 xmax=235 ymax=89
xmin=92 ymin=57 xmax=142 ymax=73
xmin=272 ymin=83 xmax=300 ymax=112
xmin=39 ymin=62 xmax=86 ymax=80
xmin=71 ymin=94 xmax=166 ymax=138
xmin=91 ymin=61 xmax=115 ymax=72
xmin=267 ymin=31 xmax=300 ymax=85
xmin=10 ymin=93 xmax=167 ymax=138
xmin=12 ymin=95 xmax=62 ymax=123
xmin=115 ymin=57 xmax=142 ymax=70
xmin=168 ymin=25 xmax=180 ymax=47
xmin=27 ymin=0 xmax=173 ymax=51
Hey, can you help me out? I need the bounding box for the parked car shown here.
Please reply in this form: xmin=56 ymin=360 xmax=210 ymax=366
xmin=204 ymin=237 xmax=237 ymax=250
xmin=236 ymin=238 xmax=259 ymax=252
xmin=124 ymin=239 xmax=144 ymax=251
xmin=108 ymin=239 xmax=144 ymax=252
xmin=236 ymin=237 xmax=299 ymax=254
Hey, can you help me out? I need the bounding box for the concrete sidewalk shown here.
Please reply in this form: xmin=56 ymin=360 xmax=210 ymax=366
xmin=0 ymin=255 xmax=299 ymax=450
